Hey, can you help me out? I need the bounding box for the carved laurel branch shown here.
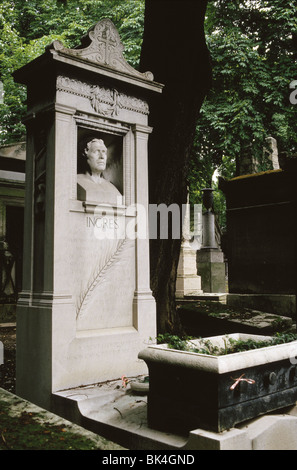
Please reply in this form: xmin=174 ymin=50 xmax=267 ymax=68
xmin=76 ymin=237 xmax=133 ymax=319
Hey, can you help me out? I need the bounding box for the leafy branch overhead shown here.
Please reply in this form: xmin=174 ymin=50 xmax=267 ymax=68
xmin=1 ymin=0 xmax=296 ymax=183
xmin=189 ymin=0 xmax=297 ymax=196
xmin=0 ymin=0 xmax=145 ymax=143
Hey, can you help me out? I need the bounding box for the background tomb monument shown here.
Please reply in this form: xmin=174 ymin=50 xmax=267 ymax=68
xmin=220 ymin=162 xmax=296 ymax=318
xmin=176 ymin=197 xmax=203 ymax=298
xmin=14 ymin=19 xmax=163 ymax=410
xmin=197 ymin=188 xmax=226 ymax=293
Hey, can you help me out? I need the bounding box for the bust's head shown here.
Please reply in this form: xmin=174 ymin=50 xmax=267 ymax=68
xmin=84 ymin=139 xmax=107 ymax=175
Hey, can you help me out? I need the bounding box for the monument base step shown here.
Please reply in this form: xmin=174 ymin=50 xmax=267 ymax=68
xmin=177 ymin=301 xmax=295 ymax=338
xmin=227 ymin=293 xmax=296 ymax=319
xmin=52 ymin=377 xmax=188 ymax=450
xmin=177 ymin=293 xmax=227 ymax=303
xmin=52 ymin=377 xmax=297 ymax=450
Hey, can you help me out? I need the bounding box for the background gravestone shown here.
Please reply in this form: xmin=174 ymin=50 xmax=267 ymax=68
xmin=14 ymin=19 xmax=163 ymax=410
xmin=197 ymin=189 xmax=226 ymax=293
xmin=176 ymin=197 xmax=202 ymax=297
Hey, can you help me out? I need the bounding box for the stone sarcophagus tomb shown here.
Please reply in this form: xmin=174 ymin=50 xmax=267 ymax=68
xmin=14 ymin=19 xmax=163 ymax=409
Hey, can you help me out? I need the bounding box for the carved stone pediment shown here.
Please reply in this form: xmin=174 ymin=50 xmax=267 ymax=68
xmin=47 ymin=18 xmax=154 ymax=81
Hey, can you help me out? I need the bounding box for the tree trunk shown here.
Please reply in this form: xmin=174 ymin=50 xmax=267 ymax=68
xmin=140 ymin=0 xmax=212 ymax=334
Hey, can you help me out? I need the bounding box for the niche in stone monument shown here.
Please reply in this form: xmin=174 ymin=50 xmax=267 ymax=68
xmin=76 ymin=130 xmax=123 ymax=205
xmin=74 ymin=129 xmax=132 ymax=332
xmin=74 ymin=132 xmax=134 ymax=333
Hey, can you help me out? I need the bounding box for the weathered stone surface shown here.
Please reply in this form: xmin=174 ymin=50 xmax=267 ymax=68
xmin=197 ymin=249 xmax=226 ymax=293
xmin=186 ymin=427 xmax=252 ymax=450
xmin=264 ymin=136 xmax=280 ymax=170
xmin=244 ymin=414 xmax=297 ymax=450
xmin=227 ymin=294 xmax=296 ymax=318
xmin=176 ymin=247 xmax=202 ymax=297
xmin=0 ymin=142 xmax=26 ymax=161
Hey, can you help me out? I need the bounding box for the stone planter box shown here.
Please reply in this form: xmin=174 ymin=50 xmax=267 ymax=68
xmin=138 ymin=333 xmax=297 ymax=433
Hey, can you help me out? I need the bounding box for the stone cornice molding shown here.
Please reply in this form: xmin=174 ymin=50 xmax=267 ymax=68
xmin=56 ymin=76 xmax=150 ymax=116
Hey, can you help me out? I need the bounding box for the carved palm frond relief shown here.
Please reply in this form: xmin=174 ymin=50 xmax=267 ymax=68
xmin=76 ymin=237 xmax=133 ymax=319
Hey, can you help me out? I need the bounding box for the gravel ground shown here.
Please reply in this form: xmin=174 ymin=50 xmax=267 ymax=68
xmin=0 ymin=326 xmax=16 ymax=394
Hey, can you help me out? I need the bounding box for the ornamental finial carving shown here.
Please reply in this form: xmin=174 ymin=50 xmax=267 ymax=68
xmin=47 ymin=19 xmax=154 ymax=81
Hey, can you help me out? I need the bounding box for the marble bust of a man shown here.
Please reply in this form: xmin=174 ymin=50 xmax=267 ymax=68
xmin=77 ymin=138 xmax=122 ymax=204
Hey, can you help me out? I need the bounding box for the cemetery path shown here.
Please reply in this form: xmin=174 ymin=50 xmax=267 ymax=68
xmin=0 ymin=326 xmax=16 ymax=394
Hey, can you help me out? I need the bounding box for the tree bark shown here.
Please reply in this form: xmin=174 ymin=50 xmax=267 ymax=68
xmin=140 ymin=0 xmax=212 ymax=334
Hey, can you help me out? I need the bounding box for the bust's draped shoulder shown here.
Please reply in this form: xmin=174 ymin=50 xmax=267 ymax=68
xmin=77 ymin=173 xmax=121 ymax=204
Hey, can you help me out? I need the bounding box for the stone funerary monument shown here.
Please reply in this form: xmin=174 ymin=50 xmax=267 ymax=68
xmin=13 ymin=19 xmax=163 ymax=409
